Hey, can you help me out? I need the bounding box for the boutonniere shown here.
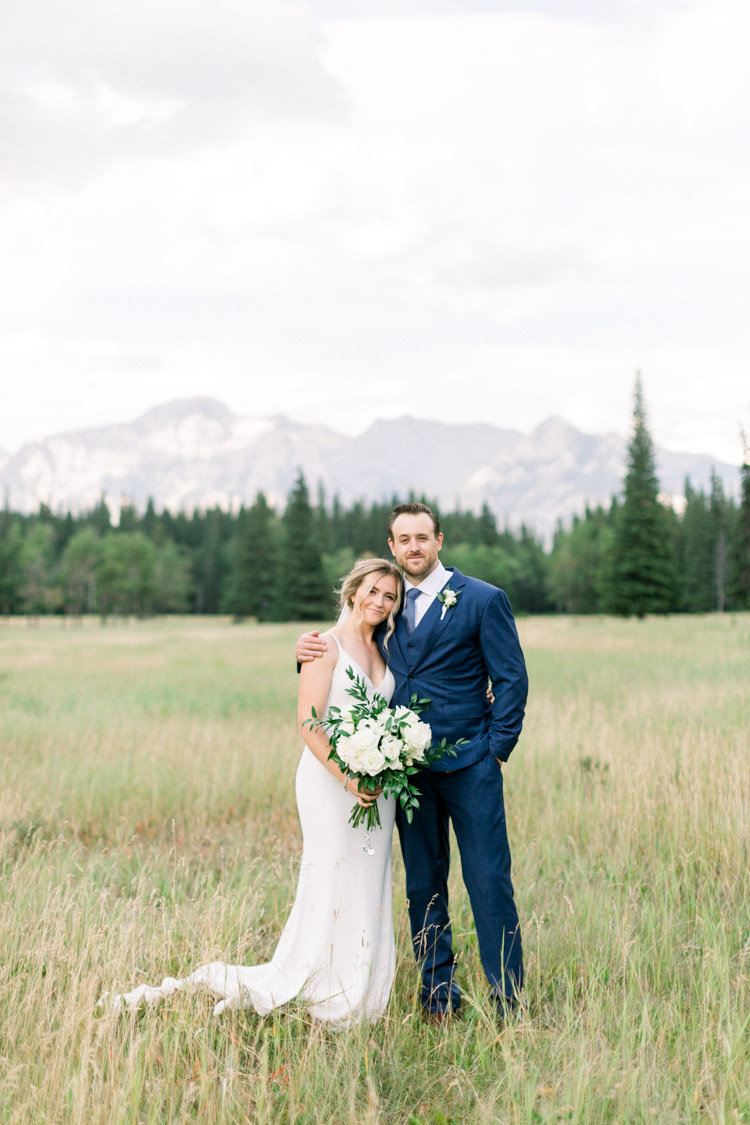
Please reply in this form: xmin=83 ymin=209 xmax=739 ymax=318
xmin=437 ymin=586 xmax=461 ymax=620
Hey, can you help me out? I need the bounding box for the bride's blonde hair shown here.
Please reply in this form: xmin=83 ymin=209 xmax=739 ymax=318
xmin=337 ymin=558 xmax=403 ymax=649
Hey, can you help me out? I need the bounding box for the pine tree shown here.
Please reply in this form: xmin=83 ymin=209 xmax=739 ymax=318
xmin=96 ymin=532 xmax=156 ymax=619
xmin=330 ymin=495 xmax=346 ymax=551
xmin=192 ymin=508 xmax=230 ymax=614
xmin=605 ymin=374 xmax=680 ymax=617
xmin=142 ymin=498 xmax=161 ymax=542
xmin=314 ymin=482 xmax=332 ymax=555
xmin=0 ymin=508 xmax=23 ymax=616
xmin=60 ymin=527 xmax=102 ymax=616
xmin=549 ymin=506 xmax=613 ymax=613
xmin=478 ymin=503 xmax=499 ymax=547
xmin=87 ymin=497 xmax=112 ymax=536
xmin=709 ymin=469 xmax=731 ymax=612
xmin=730 ymin=433 xmax=750 ymax=608
xmin=223 ymin=493 xmax=280 ymax=621
xmin=345 ymin=501 xmax=371 ymax=555
xmin=152 ymin=541 xmax=193 ymax=613
xmin=509 ymin=525 xmax=551 ymax=613
xmin=117 ymin=502 xmax=139 ymax=533
xmin=279 ymin=471 xmax=333 ymax=621
xmin=679 ymin=481 xmax=715 ymax=612
xmin=18 ymin=522 xmax=60 ymax=619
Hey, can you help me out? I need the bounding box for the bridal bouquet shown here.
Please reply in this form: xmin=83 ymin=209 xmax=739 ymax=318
xmin=306 ymin=667 xmax=462 ymax=831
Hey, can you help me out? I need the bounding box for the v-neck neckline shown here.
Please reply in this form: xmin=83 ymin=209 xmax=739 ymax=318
xmin=331 ymin=634 xmax=389 ymax=690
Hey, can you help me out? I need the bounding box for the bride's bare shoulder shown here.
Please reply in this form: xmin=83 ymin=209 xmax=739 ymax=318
xmin=299 ymin=631 xmax=337 ymax=673
xmin=314 ymin=631 xmax=340 ymax=665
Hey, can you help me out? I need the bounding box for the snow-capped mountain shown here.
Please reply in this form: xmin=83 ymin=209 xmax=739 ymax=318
xmin=0 ymin=397 xmax=740 ymax=543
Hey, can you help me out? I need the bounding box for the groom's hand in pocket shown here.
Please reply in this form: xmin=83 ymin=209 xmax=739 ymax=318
xmin=296 ymin=630 xmax=328 ymax=664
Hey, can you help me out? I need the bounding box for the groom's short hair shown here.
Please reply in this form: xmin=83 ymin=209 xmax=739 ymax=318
xmin=388 ymin=502 xmax=440 ymax=537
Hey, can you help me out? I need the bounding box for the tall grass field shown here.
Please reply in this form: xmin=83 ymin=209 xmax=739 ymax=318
xmin=1 ymin=614 xmax=748 ymax=1124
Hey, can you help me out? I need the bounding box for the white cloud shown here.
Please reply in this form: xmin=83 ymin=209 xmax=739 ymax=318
xmin=0 ymin=0 xmax=748 ymax=467
xmin=649 ymin=0 xmax=750 ymax=137
xmin=0 ymin=0 xmax=346 ymax=185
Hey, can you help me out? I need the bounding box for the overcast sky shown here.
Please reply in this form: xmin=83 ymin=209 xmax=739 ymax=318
xmin=1 ymin=0 xmax=748 ymax=464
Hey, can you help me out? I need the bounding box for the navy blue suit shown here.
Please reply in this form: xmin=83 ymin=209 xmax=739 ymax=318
xmin=383 ymin=567 xmax=527 ymax=1011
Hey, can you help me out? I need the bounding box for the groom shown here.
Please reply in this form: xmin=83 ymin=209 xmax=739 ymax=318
xmin=297 ymin=502 xmax=528 ymax=1018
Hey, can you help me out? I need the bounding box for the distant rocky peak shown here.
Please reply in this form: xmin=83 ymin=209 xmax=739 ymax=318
xmin=0 ymin=398 xmax=740 ymax=544
xmin=135 ymin=397 xmax=236 ymax=433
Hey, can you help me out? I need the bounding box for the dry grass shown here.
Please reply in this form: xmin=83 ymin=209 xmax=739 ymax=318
xmin=0 ymin=613 xmax=748 ymax=1123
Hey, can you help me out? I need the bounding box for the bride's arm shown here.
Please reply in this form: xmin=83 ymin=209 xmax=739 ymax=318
xmin=296 ymin=651 xmax=380 ymax=806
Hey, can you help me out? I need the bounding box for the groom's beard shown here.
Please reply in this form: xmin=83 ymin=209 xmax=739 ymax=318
xmin=401 ymin=557 xmax=437 ymax=583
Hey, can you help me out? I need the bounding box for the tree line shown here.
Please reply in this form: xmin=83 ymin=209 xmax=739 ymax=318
xmin=1 ymin=380 xmax=749 ymax=621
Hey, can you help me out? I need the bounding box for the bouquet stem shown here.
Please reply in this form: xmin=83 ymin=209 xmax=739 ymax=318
xmin=348 ymin=802 xmax=382 ymax=831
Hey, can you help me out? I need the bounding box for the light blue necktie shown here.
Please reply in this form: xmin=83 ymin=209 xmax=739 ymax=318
xmin=404 ymin=587 xmax=421 ymax=635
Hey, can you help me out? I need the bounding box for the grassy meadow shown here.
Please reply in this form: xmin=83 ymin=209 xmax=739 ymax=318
xmin=0 ymin=613 xmax=748 ymax=1124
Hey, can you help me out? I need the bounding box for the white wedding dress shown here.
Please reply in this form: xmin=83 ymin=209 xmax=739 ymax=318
xmin=106 ymin=637 xmax=396 ymax=1028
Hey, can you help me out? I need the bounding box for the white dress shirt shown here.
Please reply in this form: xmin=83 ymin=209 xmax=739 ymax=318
xmin=404 ymin=562 xmax=453 ymax=629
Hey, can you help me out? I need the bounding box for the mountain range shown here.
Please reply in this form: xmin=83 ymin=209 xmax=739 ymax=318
xmin=0 ymin=398 xmax=741 ymax=543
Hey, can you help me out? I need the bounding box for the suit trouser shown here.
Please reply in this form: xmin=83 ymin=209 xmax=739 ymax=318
xmin=395 ymin=751 xmax=523 ymax=1012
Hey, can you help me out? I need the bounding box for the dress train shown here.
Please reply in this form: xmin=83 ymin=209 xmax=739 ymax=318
xmin=105 ymin=644 xmax=396 ymax=1028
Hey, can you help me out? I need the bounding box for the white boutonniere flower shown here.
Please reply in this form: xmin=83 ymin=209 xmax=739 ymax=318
xmin=437 ymin=585 xmax=461 ymax=620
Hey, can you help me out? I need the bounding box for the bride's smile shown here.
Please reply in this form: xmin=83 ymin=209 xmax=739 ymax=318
xmin=352 ymin=576 xmax=399 ymax=626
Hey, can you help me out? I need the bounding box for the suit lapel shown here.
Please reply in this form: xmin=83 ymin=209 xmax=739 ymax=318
xmin=399 ymin=568 xmax=467 ymax=673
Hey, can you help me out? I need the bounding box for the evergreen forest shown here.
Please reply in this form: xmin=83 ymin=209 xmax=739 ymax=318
xmin=2 ymin=381 xmax=749 ymax=621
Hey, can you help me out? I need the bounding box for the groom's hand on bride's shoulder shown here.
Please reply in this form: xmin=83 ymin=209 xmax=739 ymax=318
xmin=295 ymin=630 xmax=328 ymax=663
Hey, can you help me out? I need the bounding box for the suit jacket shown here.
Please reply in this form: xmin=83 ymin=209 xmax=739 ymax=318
xmin=381 ymin=567 xmax=528 ymax=771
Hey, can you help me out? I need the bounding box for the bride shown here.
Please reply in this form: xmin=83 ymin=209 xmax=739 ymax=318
xmin=106 ymin=558 xmax=403 ymax=1027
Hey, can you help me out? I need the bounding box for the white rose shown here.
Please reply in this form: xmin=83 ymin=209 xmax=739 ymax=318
xmin=404 ymin=721 xmax=432 ymax=761
xmin=347 ymin=745 xmax=367 ymax=772
xmin=349 ymin=726 xmax=380 ymax=755
xmin=361 ymin=747 xmax=386 ymax=776
xmin=381 ymin=734 xmax=404 ymax=763
xmin=393 ymin=706 xmax=418 ymax=728
xmin=335 ymin=735 xmax=353 ymax=767
xmin=361 ymin=716 xmax=388 ymax=736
